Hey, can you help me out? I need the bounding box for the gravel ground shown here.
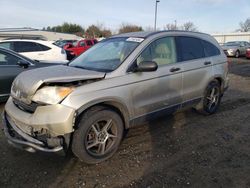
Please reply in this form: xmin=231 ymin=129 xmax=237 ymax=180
xmin=1 ymin=58 xmax=250 ymax=188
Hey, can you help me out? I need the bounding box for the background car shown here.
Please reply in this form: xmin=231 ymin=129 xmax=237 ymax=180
xmin=0 ymin=39 xmax=68 ymax=62
xmin=64 ymin=39 xmax=98 ymax=56
xmin=222 ymin=41 xmax=250 ymax=58
xmin=0 ymin=47 xmax=60 ymax=102
xmin=246 ymin=48 xmax=250 ymax=59
xmin=53 ymin=40 xmax=78 ymax=48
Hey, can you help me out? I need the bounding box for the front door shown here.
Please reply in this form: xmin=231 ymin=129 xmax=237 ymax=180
xmin=129 ymin=36 xmax=183 ymax=122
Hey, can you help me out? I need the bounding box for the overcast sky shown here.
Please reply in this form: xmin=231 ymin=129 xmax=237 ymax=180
xmin=0 ymin=0 xmax=249 ymax=34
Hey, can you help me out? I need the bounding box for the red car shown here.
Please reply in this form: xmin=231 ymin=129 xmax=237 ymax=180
xmin=246 ymin=48 xmax=250 ymax=59
xmin=64 ymin=39 xmax=98 ymax=56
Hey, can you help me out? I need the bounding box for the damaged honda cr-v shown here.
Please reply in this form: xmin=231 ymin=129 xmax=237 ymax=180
xmin=2 ymin=31 xmax=229 ymax=164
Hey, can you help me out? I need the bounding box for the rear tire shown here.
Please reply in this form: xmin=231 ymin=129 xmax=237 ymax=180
xmin=72 ymin=107 xmax=124 ymax=164
xmin=195 ymin=80 xmax=221 ymax=115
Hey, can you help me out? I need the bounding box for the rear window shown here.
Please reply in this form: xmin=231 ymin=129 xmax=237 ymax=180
xmin=202 ymin=40 xmax=220 ymax=57
xmin=176 ymin=36 xmax=205 ymax=62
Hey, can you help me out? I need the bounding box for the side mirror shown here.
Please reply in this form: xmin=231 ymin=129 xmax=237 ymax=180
xmin=135 ymin=61 xmax=158 ymax=72
xmin=17 ymin=60 xmax=30 ymax=68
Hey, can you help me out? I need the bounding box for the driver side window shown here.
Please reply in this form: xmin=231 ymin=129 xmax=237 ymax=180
xmin=137 ymin=37 xmax=177 ymax=66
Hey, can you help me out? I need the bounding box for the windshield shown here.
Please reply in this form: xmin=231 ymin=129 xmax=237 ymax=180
xmin=69 ymin=37 xmax=141 ymax=72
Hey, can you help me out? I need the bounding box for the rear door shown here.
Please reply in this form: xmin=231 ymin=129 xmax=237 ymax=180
xmin=176 ymin=36 xmax=213 ymax=106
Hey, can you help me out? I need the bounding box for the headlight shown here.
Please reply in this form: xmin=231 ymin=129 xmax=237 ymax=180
xmin=228 ymin=49 xmax=234 ymax=53
xmin=32 ymin=86 xmax=74 ymax=104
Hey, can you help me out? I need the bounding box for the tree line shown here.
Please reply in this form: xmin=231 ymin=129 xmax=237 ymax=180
xmin=43 ymin=18 xmax=250 ymax=38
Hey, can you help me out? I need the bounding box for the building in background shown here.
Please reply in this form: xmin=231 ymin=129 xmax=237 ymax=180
xmin=0 ymin=28 xmax=82 ymax=41
xmin=212 ymin=32 xmax=250 ymax=44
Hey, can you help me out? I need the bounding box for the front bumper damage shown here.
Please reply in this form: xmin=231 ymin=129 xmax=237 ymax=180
xmin=2 ymin=112 xmax=63 ymax=152
xmin=1 ymin=97 xmax=76 ymax=153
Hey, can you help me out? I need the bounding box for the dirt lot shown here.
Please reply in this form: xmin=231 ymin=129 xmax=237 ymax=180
xmin=1 ymin=58 xmax=250 ymax=188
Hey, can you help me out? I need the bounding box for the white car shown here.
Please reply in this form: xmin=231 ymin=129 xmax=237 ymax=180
xmin=0 ymin=39 xmax=67 ymax=62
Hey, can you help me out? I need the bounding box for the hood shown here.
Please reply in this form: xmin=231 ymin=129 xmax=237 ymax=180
xmin=11 ymin=65 xmax=105 ymax=103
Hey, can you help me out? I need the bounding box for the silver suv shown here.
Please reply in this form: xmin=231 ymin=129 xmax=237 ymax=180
xmin=2 ymin=31 xmax=229 ymax=164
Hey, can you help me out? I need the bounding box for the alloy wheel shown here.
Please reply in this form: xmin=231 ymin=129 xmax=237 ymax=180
xmin=85 ymin=119 xmax=118 ymax=156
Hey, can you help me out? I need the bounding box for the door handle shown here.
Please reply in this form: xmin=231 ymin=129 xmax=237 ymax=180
xmin=170 ymin=67 xmax=181 ymax=72
xmin=204 ymin=61 xmax=211 ymax=65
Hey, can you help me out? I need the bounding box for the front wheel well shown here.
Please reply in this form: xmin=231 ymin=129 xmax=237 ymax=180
xmin=75 ymin=102 xmax=129 ymax=130
xmin=214 ymin=77 xmax=222 ymax=86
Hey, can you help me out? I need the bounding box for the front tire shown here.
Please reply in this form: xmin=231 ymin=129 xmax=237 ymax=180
xmin=235 ymin=50 xmax=240 ymax=58
xmin=72 ymin=107 xmax=124 ymax=164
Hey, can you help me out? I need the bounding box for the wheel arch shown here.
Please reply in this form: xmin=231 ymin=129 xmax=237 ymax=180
xmin=76 ymin=99 xmax=131 ymax=129
xmin=206 ymin=76 xmax=224 ymax=93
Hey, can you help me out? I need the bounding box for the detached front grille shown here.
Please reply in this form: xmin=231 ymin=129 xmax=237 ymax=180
xmin=13 ymin=98 xmax=40 ymax=113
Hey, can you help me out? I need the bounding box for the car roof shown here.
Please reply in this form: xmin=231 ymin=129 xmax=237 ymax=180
xmin=0 ymin=39 xmax=54 ymax=45
xmin=111 ymin=30 xmax=211 ymax=39
xmin=1 ymin=39 xmax=46 ymax=42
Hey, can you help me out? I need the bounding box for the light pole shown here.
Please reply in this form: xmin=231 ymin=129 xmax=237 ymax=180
xmin=154 ymin=0 xmax=160 ymax=31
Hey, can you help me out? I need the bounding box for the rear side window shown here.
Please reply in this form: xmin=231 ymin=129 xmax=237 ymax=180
xmin=176 ymin=36 xmax=205 ymax=62
xmin=86 ymin=40 xmax=93 ymax=46
xmin=202 ymin=40 xmax=220 ymax=57
xmin=14 ymin=42 xmax=42 ymax=52
xmin=79 ymin=41 xmax=85 ymax=47
xmin=13 ymin=42 xmax=50 ymax=52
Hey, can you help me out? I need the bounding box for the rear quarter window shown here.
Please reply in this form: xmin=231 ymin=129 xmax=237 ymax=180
xmin=37 ymin=43 xmax=51 ymax=51
xmin=176 ymin=36 xmax=205 ymax=62
xmin=202 ymin=40 xmax=220 ymax=57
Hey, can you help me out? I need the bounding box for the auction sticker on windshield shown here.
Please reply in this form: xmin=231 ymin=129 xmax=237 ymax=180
xmin=126 ymin=37 xmax=144 ymax=43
